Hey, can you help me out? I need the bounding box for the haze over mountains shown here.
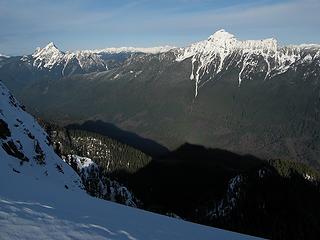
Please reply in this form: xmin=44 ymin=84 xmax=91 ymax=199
xmin=1 ymin=29 xmax=320 ymax=168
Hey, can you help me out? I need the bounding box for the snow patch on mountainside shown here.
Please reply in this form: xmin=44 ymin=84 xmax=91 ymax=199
xmin=176 ymin=29 xmax=320 ymax=97
xmin=208 ymin=175 xmax=244 ymax=219
xmin=64 ymin=154 xmax=139 ymax=207
xmin=92 ymin=46 xmax=175 ymax=54
xmin=0 ymin=53 xmax=9 ymax=58
xmin=71 ymin=154 xmax=97 ymax=170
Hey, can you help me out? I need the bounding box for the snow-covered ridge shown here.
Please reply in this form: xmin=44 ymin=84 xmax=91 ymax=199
xmin=27 ymin=42 xmax=174 ymax=75
xmin=92 ymin=45 xmax=175 ymax=54
xmin=0 ymin=53 xmax=9 ymax=58
xmin=176 ymin=29 xmax=320 ymax=97
xmin=30 ymin=42 xmax=106 ymax=74
xmin=0 ymin=81 xmax=82 ymax=191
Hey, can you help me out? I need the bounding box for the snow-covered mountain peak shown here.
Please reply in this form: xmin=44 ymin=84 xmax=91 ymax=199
xmin=208 ymin=29 xmax=235 ymax=41
xmin=29 ymin=42 xmax=107 ymax=73
xmin=179 ymin=29 xmax=279 ymax=57
xmin=32 ymin=42 xmax=62 ymax=57
xmin=46 ymin=41 xmax=59 ymax=49
xmin=204 ymin=29 xmax=238 ymax=51
xmin=176 ymin=30 xmax=320 ymax=97
xmin=32 ymin=42 xmax=65 ymax=69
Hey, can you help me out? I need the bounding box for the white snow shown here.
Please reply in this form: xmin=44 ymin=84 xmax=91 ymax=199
xmin=258 ymin=169 xmax=266 ymax=178
xmin=63 ymin=154 xmax=98 ymax=176
xmin=176 ymin=29 xmax=320 ymax=97
xmin=0 ymin=193 xmax=261 ymax=240
xmin=0 ymin=53 xmax=9 ymax=58
xmin=113 ymin=73 xmax=120 ymax=79
xmin=92 ymin=46 xmax=175 ymax=54
xmin=72 ymin=50 xmax=106 ymax=71
xmin=63 ymin=154 xmax=138 ymax=207
xmin=208 ymin=175 xmax=244 ymax=218
xmin=31 ymin=43 xmax=106 ymax=75
xmin=304 ymin=173 xmax=312 ymax=181
xmin=0 ymin=81 xmax=261 ymax=240
xmin=32 ymin=42 xmax=65 ymax=70
xmin=30 ymin=42 xmax=174 ymax=74
xmin=15 ymin=33 xmax=320 ymax=95
xmin=303 ymin=173 xmax=315 ymax=182
xmin=0 ymin=81 xmax=82 ymax=192
xmin=73 ymin=155 xmax=97 ymax=169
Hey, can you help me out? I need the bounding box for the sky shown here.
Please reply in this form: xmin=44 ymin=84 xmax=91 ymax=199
xmin=0 ymin=0 xmax=319 ymax=55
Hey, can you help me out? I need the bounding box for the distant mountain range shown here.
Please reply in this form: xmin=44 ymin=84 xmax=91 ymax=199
xmin=1 ymin=41 xmax=174 ymax=79
xmin=1 ymin=29 xmax=320 ymax=167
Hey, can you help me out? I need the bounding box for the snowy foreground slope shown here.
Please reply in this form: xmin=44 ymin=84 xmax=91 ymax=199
xmin=0 ymin=81 xmax=260 ymax=239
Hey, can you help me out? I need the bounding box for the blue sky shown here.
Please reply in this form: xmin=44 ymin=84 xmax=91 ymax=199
xmin=0 ymin=0 xmax=319 ymax=55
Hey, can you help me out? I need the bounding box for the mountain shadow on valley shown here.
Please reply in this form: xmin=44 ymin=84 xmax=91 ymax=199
xmin=67 ymin=120 xmax=169 ymax=157
xmin=110 ymin=143 xmax=320 ymax=240
xmin=123 ymin=143 xmax=266 ymax=215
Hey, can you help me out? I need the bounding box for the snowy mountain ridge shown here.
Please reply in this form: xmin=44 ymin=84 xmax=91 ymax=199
xmin=23 ymin=42 xmax=174 ymax=75
xmin=3 ymin=29 xmax=320 ymax=100
xmin=7 ymin=29 xmax=320 ymax=90
xmin=0 ymin=80 xmax=82 ymax=192
xmin=91 ymin=45 xmax=175 ymax=54
xmin=29 ymin=42 xmax=107 ymax=74
xmin=176 ymin=29 xmax=320 ymax=97
xmin=0 ymin=53 xmax=9 ymax=58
